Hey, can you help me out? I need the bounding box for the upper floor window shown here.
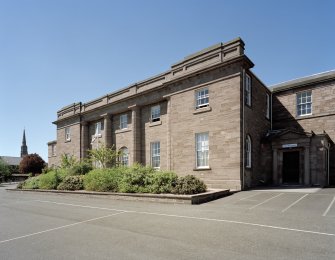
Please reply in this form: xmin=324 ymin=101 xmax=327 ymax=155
xmin=65 ymin=127 xmax=71 ymax=141
xmin=120 ymin=147 xmax=129 ymax=166
xmin=297 ymin=91 xmax=312 ymax=116
xmin=196 ymin=132 xmax=209 ymax=168
xmin=94 ymin=121 xmax=102 ymax=136
xmin=245 ymin=74 xmax=252 ymax=106
xmin=151 ymin=141 xmax=160 ymax=168
xmin=266 ymin=93 xmax=270 ymax=119
xmin=120 ymin=114 xmax=128 ymax=129
xmin=245 ymin=135 xmax=252 ymax=168
xmin=196 ymin=88 xmax=209 ymax=109
xmin=51 ymin=144 xmax=56 ymax=156
xmin=151 ymin=105 xmax=161 ymax=122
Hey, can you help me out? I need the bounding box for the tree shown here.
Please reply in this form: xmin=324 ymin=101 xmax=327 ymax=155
xmin=19 ymin=153 xmax=46 ymax=175
xmin=0 ymin=158 xmax=11 ymax=182
xmin=88 ymin=143 xmax=122 ymax=168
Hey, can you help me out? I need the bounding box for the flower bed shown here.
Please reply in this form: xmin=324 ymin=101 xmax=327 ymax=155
xmin=17 ymin=164 xmax=207 ymax=195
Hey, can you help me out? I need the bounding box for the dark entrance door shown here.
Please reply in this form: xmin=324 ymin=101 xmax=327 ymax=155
xmin=282 ymin=151 xmax=300 ymax=183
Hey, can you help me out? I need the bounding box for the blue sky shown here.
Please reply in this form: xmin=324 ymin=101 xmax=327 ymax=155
xmin=0 ymin=0 xmax=334 ymax=161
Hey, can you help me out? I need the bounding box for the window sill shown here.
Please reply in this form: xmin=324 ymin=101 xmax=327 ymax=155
xmin=296 ymin=113 xmax=312 ymax=119
xmin=115 ymin=128 xmax=131 ymax=134
xmin=65 ymin=139 xmax=71 ymax=143
xmin=149 ymin=121 xmax=162 ymax=127
xmin=193 ymin=106 xmax=212 ymax=114
xmin=193 ymin=167 xmax=211 ymax=171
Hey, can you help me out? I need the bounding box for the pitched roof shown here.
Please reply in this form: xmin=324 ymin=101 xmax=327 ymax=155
xmin=271 ymin=70 xmax=335 ymax=93
xmin=0 ymin=156 xmax=22 ymax=166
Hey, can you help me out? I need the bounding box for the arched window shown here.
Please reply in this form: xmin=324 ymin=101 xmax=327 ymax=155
xmin=120 ymin=147 xmax=129 ymax=166
xmin=245 ymin=135 xmax=252 ymax=168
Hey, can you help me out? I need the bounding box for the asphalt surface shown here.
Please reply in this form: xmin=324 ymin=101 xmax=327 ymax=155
xmin=0 ymin=183 xmax=334 ymax=260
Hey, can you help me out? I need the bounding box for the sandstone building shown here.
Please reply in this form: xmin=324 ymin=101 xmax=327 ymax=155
xmin=47 ymin=38 xmax=334 ymax=190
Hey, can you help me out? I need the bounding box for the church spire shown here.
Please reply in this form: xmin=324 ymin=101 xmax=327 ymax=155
xmin=21 ymin=129 xmax=28 ymax=157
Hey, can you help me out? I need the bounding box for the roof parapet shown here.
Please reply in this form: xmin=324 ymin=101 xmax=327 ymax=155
xmin=55 ymin=37 xmax=247 ymax=122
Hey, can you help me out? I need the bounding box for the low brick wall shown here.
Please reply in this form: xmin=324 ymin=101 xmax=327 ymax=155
xmin=7 ymin=188 xmax=230 ymax=204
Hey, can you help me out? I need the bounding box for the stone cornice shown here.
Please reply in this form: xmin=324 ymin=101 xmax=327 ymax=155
xmin=54 ymin=38 xmax=252 ymax=124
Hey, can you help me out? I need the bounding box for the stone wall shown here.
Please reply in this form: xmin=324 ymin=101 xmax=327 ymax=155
xmin=273 ymin=79 xmax=335 ymax=184
xmin=244 ymin=72 xmax=271 ymax=187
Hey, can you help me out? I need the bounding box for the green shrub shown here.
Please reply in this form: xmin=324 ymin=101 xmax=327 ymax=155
xmin=173 ymin=175 xmax=207 ymax=195
xmin=54 ymin=168 xmax=68 ymax=182
xmin=57 ymin=176 xmax=84 ymax=190
xmin=149 ymin=171 xmax=178 ymax=194
xmin=0 ymin=158 xmax=11 ymax=181
xmin=22 ymin=176 xmax=40 ymax=189
xmin=67 ymin=162 xmax=93 ymax=175
xmin=83 ymin=168 xmax=123 ymax=192
xmin=118 ymin=164 xmax=155 ymax=193
xmin=38 ymin=171 xmax=60 ymax=190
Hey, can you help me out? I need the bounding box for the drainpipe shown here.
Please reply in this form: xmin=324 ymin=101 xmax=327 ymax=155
xmin=270 ymin=92 xmax=273 ymax=130
xmin=80 ymin=116 xmax=82 ymax=161
xmin=327 ymin=143 xmax=330 ymax=186
xmin=242 ymin=69 xmax=245 ymax=190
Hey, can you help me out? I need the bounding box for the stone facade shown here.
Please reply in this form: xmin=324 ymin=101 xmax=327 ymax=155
xmin=271 ymin=71 xmax=335 ymax=186
xmin=47 ymin=38 xmax=335 ymax=189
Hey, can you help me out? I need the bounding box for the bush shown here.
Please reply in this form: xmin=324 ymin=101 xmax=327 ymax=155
xmin=0 ymin=158 xmax=11 ymax=181
xmin=19 ymin=153 xmax=46 ymax=175
xmin=54 ymin=168 xmax=68 ymax=182
xmin=21 ymin=176 xmax=40 ymax=189
xmin=83 ymin=168 xmax=123 ymax=192
xmin=38 ymin=171 xmax=60 ymax=190
xmin=118 ymin=164 xmax=156 ymax=193
xmin=67 ymin=162 xmax=93 ymax=175
xmin=148 ymin=171 xmax=178 ymax=194
xmin=173 ymin=175 xmax=207 ymax=195
xmin=57 ymin=176 xmax=84 ymax=190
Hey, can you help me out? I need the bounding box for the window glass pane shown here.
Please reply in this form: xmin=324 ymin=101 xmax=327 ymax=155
xmin=151 ymin=105 xmax=161 ymax=122
xmin=120 ymin=114 xmax=128 ymax=129
xmin=196 ymin=88 xmax=209 ymax=108
xmin=151 ymin=142 xmax=160 ymax=168
xmin=196 ymin=133 xmax=209 ymax=168
xmin=95 ymin=122 xmax=101 ymax=135
xmin=246 ymin=136 xmax=252 ymax=168
xmin=65 ymin=127 xmax=71 ymax=141
xmin=120 ymin=147 xmax=129 ymax=166
xmin=297 ymin=91 xmax=312 ymax=116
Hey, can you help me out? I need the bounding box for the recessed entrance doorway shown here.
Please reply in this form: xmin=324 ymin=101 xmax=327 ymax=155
xmin=282 ymin=151 xmax=300 ymax=184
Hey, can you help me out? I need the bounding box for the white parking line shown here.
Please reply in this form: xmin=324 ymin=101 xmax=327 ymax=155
xmin=248 ymin=193 xmax=284 ymax=210
xmin=31 ymin=199 xmax=335 ymax=237
xmin=322 ymin=196 xmax=335 ymax=217
xmin=281 ymin=194 xmax=309 ymax=213
xmin=0 ymin=212 xmax=125 ymax=244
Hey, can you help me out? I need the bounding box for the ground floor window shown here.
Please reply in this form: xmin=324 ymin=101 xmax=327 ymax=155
xmin=120 ymin=147 xmax=129 ymax=166
xmin=245 ymin=135 xmax=252 ymax=168
xmin=196 ymin=132 xmax=209 ymax=168
xmin=151 ymin=142 xmax=160 ymax=168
